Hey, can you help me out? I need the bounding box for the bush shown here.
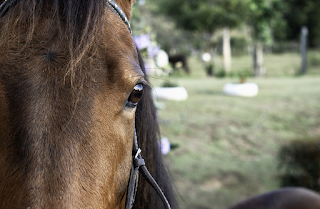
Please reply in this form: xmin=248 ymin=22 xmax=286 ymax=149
xmin=237 ymin=69 xmax=252 ymax=83
xmin=278 ymin=137 xmax=320 ymax=192
xmin=205 ymin=64 xmax=214 ymax=76
xmin=161 ymin=81 xmax=178 ymax=87
xmin=215 ymin=68 xmax=226 ymax=78
xmin=308 ymin=53 xmax=320 ymax=67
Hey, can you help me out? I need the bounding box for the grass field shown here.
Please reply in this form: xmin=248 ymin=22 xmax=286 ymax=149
xmin=149 ymin=52 xmax=320 ymax=209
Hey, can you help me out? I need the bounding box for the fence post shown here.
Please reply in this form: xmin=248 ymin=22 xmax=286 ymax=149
xmin=300 ymin=26 xmax=308 ymax=75
xmin=223 ymin=27 xmax=231 ymax=72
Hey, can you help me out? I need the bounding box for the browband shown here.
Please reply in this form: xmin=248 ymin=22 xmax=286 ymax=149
xmin=0 ymin=0 xmax=16 ymax=18
xmin=106 ymin=0 xmax=132 ymax=34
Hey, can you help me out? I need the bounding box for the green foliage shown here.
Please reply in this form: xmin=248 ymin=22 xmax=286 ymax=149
xmin=214 ymin=68 xmax=252 ymax=80
xmin=278 ymin=137 xmax=320 ymax=192
xmin=247 ymin=0 xmax=287 ymax=45
xmin=161 ymin=81 xmax=179 ymax=88
xmin=237 ymin=69 xmax=252 ymax=82
xmin=308 ymin=53 xmax=320 ymax=67
xmin=131 ymin=0 xmax=194 ymax=54
xmin=280 ymin=0 xmax=320 ymax=47
xmin=157 ymin=0 xmax=287 ymax=48
xmin=215 ymin=68 xmax=227 ymax=78
xmin=230 ymin=37 xmax=249 ymax=56
xmin=157 ymin=0 xmax=249 ymax=34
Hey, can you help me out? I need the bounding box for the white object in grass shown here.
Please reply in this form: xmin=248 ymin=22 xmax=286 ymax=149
xmin=153 ymin=87 xmax=188 ymax=101
xmin=223 ymin=83 xmax=258 ymax=97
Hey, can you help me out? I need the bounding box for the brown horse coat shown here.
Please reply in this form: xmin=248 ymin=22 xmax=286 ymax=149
xmin=228 ymin=187 xmax=320 ymax=209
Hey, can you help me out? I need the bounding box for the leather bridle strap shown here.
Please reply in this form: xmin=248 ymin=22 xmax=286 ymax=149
xmin=125 ymin=129 xmax=171 ymax=209
xmin=106 ymin=0 xmax=132 ymax=34
xmin=0 ymin=0 xmax=16 ymax=18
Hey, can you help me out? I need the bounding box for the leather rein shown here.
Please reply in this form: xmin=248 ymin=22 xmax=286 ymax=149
xmin=0 ymin=0 xmax=171 ymax=208
xmin=127 ymin=129 xmax=171 ymax=209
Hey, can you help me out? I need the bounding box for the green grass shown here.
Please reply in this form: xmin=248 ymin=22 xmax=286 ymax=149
xmin=149 ymin=53 xmax=320 ymax=209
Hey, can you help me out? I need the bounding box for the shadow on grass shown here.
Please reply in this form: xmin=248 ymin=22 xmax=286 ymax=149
xmin=195 ymin=89 xmax=225 ymax=96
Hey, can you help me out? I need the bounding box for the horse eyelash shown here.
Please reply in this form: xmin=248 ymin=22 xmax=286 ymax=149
xmin=138 ymin=78 xmax=150 ymax=88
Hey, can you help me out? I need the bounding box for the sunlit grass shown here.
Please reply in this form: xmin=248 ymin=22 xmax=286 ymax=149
xmin=149 ymin=53 xmax=320 ymax=209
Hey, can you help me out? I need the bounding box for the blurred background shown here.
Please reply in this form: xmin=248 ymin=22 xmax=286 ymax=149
xmin=131 ymin=0 xmax=320 ymax=208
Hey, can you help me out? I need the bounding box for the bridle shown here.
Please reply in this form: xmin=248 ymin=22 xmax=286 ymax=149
xmin=0 ymin=0 xmax=171 ymax=208
xmin=105 ymin=1 xmax=171 ymax=208
xmin=126 ymin=129 xmax=171 ymax=209
xmin=0 ymin=0 xmax=14 ymax=17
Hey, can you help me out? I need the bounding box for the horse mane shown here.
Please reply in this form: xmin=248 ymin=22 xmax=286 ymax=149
xmin=134 ymin=50 xmax=179 ymax=209
xmin=0 ymin=0 xmax=105 ymax=79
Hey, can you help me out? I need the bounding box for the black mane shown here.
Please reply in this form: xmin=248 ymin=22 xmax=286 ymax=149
xmin=134 ymin=50 xmax=178 ymax=209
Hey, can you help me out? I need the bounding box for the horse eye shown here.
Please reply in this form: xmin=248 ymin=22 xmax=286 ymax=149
xmin=127 ymin=84 xmax=144 ymax=107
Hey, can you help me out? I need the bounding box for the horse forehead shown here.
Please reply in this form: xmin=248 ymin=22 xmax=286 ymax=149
xmin=102 ymin=7 xmax=140 ymax=74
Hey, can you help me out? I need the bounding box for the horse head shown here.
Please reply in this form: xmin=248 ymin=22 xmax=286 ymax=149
xmin=0 ymin=0 xmax=176 ymax=208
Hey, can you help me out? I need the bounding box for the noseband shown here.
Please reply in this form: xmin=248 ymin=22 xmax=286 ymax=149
xmin=0 ymin=0 xmax=171 ymax=208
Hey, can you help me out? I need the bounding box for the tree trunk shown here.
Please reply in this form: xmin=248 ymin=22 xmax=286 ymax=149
xmin=205 ymin=48 xmax=217 ymax=77
xmin=253 ymin=42 xmax=265 ymax=76
xmin=223 ymin=27 xmax=232 ymax=72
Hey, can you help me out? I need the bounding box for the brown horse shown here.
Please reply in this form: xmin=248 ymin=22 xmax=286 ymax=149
xmin=0 ymin=0 xmax=177 ymax=208
xmin=228 ymin=187 xmax=320 ymax=209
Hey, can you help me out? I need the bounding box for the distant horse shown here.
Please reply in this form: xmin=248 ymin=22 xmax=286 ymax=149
xmin=228 ymin=187 xmax=320 ymax=209
xmin=0 ymin=0 xmax=177 ymax=208
xmin=169 ymin=54 xmax=190 ymax=74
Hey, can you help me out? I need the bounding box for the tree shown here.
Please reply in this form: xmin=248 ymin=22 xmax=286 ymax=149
xmin=157 ymin=0 xmax=249 ymax=74
xmin=131 ymin=0 xmax=194 ymax=55
xmin=158 ymin=0 xmax=288 ymax=76
xmin=246 ymin=0 xmax=287 ymax=76
xmin=276 ymin=0 xmax=320 ymax=47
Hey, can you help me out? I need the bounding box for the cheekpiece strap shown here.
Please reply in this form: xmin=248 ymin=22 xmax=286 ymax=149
xmin=125 ymin=128 xmax=172 ymax=209
xmin=125 ymin=130 xmax=141 ymax=209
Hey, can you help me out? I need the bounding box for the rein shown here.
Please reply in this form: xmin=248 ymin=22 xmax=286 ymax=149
xmin=0 ymin=0 xmax=171 ymax=208
xmin=126 ymin=129 xmax=171 ymax=209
